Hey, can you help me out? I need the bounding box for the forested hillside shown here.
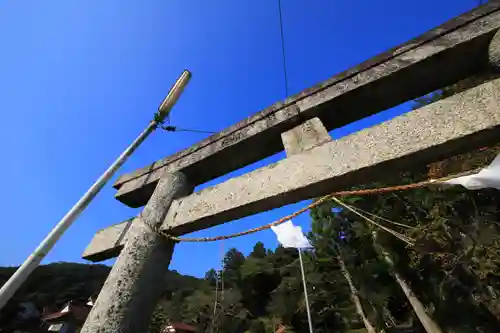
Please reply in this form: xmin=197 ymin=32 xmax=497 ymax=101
xmin=0 ymin=263 xmax=204 ymax=331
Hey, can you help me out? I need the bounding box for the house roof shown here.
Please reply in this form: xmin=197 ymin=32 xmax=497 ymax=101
xmin=163 ymin=322 xmax=196 ymax=332
xmin=42 ymin=301 xmax=91 ymax=323
xmin=42 ymin=311 xmax=70 ymax=322
xmin=275 ymin=325 xmax=286 ymax=333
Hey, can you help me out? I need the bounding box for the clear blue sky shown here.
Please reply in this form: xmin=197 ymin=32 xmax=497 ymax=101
xmin=0 ymin=0 xmax=479 ymax=278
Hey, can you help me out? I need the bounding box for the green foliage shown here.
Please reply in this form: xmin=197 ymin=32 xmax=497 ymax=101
xmin=240 ymin=257 xmax=274 ymax=280
xmin=250 ymin=242 xmax=267 ymax=259
xmin=307 ymin=144 xmax=500 ymax=332
xmin=150 ymin=301 xmax=171 ymax=333
xmin=223 ymin=248 xmax=246 ymax=287
xmin=205 ymin=268 xmax=218 ymax=286
xmin=0 ymin=263 xmax=109 ymax=310
xmin=248 ymin=319 xmax=266 ymax=333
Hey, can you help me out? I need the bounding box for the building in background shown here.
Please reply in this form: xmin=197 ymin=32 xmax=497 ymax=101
xmin=41 ymin=297 xmax=96 ymax=333
xmin=162 ymin=322 xmax=196 ymax=333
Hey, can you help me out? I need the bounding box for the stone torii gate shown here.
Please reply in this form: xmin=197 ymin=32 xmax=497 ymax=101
xmin=81 ymin=3 xmax=500 ymax=332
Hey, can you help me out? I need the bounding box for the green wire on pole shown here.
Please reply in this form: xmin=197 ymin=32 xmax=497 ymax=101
xmin=161 ymin=125 xmax=215 ymax=134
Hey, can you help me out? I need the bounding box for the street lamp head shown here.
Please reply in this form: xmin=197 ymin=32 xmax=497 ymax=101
xmin=157 ymin=69 xmax=192 ymax=123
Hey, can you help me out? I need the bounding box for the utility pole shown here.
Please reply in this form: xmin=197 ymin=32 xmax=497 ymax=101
xmin=0 ymin=70 xmax=191 ymax=311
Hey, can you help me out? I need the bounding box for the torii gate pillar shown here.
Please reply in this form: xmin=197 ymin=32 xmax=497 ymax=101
xmin=81 ymin=172 xmax=193 ymax=333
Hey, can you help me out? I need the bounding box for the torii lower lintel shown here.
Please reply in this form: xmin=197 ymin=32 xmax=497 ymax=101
xmin=155 ymin=77 xmax=500 ymax=235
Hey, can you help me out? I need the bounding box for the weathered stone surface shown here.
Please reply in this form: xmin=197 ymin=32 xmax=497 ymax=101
xmin=82 ymin=218 xmax=133 ymax=262
xmin=81 ymin=173 xmax=193 ymax=333
xmin=161 ymin=78 xmax=500 ymax=236
xmin=489 ymin=28 xmax=500 ymax=71
xmin=295 ymin=11 xmax=500 ymax=127
xmin=113 ymin=4 xmax=500 ymax=208
xmin=281 ymin=117 xmax=332 ymax=156
xmin=115 ymin=104 xmax=301 ymax=207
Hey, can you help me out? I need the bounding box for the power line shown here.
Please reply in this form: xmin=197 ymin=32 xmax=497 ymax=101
xmin=278 ymin=0 xmax=290 ymax=98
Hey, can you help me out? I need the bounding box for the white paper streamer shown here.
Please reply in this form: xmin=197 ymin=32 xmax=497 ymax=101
xmin=444 ymin=154 xmax=500 ymax=190
xmin=271 ymin=220 xmax=312 ymax=249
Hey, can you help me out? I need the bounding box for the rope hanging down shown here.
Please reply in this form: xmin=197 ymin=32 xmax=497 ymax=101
xmin=331 ymin=197 xmax=415 ymax=246
xmin=152 ymin=167 xmax=481 ymax=243
xmin=343 ymin=203 xmax=414 ymax=229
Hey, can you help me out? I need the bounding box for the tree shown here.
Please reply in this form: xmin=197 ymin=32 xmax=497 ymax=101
xmin=372 ymin=231 xmax=443 ymax=333
xmin=223 ymin=248 xmax=246 ymax=288
xmin=310 ymin=202 xmax=384 ymax=332
xmin=249 ymin=242 xmax=267 ymax=259
xmin=338 ymin=252 xmax=376 ymax=333
xmin=248 ymin=319 xmax=266 ymax=333
xmin=240 ymin=256 xmax=280 ymax=317
xmin=205 ymin=269 xmax=218 ymax=286
xmin=150 ymin=301 xmax=171 ymax=333
xmin=325 ymin=145 xmax=500 ymax=332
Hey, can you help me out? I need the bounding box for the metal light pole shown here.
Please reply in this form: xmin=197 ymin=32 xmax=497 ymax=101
xmin=0 ymin=69 xmax=192 ymax=311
